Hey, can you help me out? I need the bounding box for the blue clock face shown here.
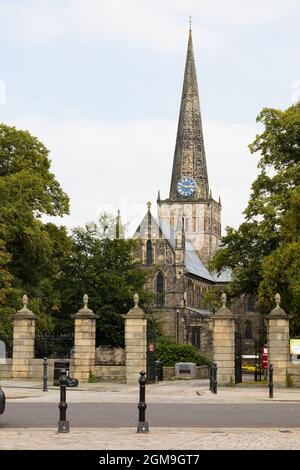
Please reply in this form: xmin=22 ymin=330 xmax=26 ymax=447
xmin=177 ymin=177 xmax=196 ymax=197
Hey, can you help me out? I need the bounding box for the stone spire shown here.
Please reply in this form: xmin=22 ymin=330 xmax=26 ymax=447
xmin=115 ymin=210 xmax=123 ymax=239
xmin=169 ymin=29 xmax=209 ymax=200
xmin=147 ymin=201 xmax=152 ymax=239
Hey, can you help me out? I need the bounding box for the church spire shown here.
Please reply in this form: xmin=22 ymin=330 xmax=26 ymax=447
xmin=169 ymin=28 xmax=209 ymax=200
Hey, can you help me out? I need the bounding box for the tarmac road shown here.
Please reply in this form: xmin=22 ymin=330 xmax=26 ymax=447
xmin=1 ymin=402 xmax=300 ymax=428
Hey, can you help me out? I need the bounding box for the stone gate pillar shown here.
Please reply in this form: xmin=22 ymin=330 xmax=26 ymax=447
xmin=122 ymin=293 xmax=147 ymax=385
xmin=213 ymin=293 xmax=236 ymax=385
xmin=72 ymin=294 xmax=96 ymax=382
xmin=12 ymin=295 xmax=36 ymax=378
xmin=267 ymin=293 xmax=290 ymax=386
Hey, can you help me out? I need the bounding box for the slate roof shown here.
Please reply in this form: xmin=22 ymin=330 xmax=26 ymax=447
xmin=186 ymin=307 xmax=213 ymax=316
xmin=213 ymin=268 xmax=232 ymax=283
xmin=134 ymin=214 xmax=231 ymax=284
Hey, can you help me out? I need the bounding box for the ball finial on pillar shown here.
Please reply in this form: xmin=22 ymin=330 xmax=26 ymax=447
xmin=22 ymin=294 xmax=28 ymax=309
xmin=275 ymin=293 xmax=281 ymax=309
xmin=83 ymin=294 xmax=89 ymax=309
xmin=221 ymin=292 xmax=227 ymax=308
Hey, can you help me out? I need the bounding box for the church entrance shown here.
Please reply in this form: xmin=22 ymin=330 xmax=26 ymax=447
xmin=235 ymin=332 xmax=264 ymax=384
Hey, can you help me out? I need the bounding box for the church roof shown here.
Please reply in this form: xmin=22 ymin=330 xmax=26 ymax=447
xmin=213 ymin=268 xmax=232 ymax=283
xmin=186 ymin=307 xmax=213 ymax=316
xmin=169 ymin=29 xmax=209 ymax=200
xmin=134 ymin=214 xmax=225 ymax=283
xmin=185 ymin=240 xmax=216 ymax=282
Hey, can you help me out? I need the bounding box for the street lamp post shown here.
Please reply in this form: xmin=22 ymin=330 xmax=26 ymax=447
xmin=176 ymin=309 xmax=179 ymax=343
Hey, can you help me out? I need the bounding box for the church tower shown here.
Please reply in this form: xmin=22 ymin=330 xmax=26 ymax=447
xmin=158 ymin=27 xmax=221 ymax=265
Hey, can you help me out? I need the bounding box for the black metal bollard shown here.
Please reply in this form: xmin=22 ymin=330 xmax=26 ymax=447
xmin=43 ymin=357 xmax=48 ymax=392
xmin=269 ymin=363 xmax=274 ymax=399
xmin=58 ymin=369 xmax=69 ymax=433
xmin=155 ymin=360 xmax=163 ymax=382
xmin=212 ymin=362 xmax=218 ymax=394
xmin=137 ymin=371 xmax=149 ymax=433
xmin=209 ymin=363 xmax=213 ymax=392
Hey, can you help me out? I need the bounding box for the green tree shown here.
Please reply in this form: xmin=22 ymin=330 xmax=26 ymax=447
xmin=0 ymin=240 xmax=12 ymax=302
xmin=210 ymin=102 xmax=300 ymax=331
xmin=57 ymin=220 xmax=152 ymax=346
xmin=0 ymin=123 xmax=71 ymax=343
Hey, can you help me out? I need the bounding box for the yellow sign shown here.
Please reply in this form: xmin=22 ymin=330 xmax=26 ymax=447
xmin=290 ymin=339 xmax=300 ymax=355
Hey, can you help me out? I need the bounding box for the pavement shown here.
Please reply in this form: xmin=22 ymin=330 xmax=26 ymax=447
xmin=1 ymin=427 xmax=300 ymax=450
xmin=1 ymin=378 xmax=300 ymax=450
xmin=1 ymin=378 xmax=300 ymax=403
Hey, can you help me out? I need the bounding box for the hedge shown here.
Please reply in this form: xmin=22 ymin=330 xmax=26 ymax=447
xmin=155 ymin=338 xmax=210 ymax=367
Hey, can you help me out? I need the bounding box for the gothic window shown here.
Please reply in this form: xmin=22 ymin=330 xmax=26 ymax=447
xmin=156 ymin=271 xmax=165 ymax=307
xmin=191 ymin=327 xmax=201 ymax=349
xmin=244 ymin=321 xmax=252 ymax=339
xmin=146 ymin=239 xmax=153 ymax=265
xmin=187 ymin=279 xmax=192 ymax=306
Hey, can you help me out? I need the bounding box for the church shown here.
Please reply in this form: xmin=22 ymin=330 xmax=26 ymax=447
xmin=132 ymin=28 xmax=262 ymax=356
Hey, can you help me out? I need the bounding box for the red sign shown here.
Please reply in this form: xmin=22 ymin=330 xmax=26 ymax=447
xmin=262 ymin=346 xmax=268 ymax=369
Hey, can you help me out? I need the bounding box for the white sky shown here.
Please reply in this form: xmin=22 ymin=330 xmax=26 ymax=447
xmin=0 ymin=0 xmax=299 ymax=235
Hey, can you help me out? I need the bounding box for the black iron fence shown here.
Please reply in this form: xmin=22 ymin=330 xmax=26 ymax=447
xmin=235 ymin=332 xmax=242 ymax=384
xmin=35 ymin=334 xmax=74 ymax=359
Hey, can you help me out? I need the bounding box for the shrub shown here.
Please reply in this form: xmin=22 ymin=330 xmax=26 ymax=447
xmin=88 ymin=370 xmax=97 ymax=383
xmin=156 ymin=339 xmax=210 ymax=367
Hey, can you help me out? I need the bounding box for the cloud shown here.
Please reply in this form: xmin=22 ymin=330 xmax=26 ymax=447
xmin=0 ymin=0 xmax=298 ymax=52
xmin=204 ymin=120 xmax=258 ymax=230
xmin=291 ymin=80 xmax=300 ymax=104
xmin=0 ymin=80 xmax=6 ymax=104
xmin=10 ymin=114 xmax=259 ymax=235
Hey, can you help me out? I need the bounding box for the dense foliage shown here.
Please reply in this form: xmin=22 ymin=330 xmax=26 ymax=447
xmin=210 ymin=102 xmax=300 ymax=332
xmin=0 ymin=123 xmax=151 ymax=350
xmin=0 ymin=123 xmax=70 ymax=345
xmin=56 ymin=224 xmax=152 ymax=346
xmin=156 ymin=337 xmax=210 ymax=367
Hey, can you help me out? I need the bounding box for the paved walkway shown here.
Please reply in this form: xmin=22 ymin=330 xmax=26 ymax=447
xmin=1 ymin=378 xmax=300 ymax=403
xmin=1 ymin=379 xmax=300 ymax=450
xmin=0 ymin=427 xmax=300 ymax=450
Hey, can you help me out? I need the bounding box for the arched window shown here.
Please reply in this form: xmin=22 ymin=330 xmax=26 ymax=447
xmin=146 ymin=239 xmax=153 ymax=265
xmin=156 ymin=271 xmax=165 ymax=307
xmin=244 ymin=321 xmax=252 ymax=339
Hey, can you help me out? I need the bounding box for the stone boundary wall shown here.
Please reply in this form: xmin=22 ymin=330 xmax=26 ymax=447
xmin=287 ymin=363 xmax=300 ymax=387
xmin=197 ymin=365 xmax=209 ymax=379
xmin=95 ymin=347 xmax=125 ymax=365
xmin=0 ymin=359 xmax=75 ymax=381
xmin=94 ymin=365 xmax=126 ymax=383
xmin=28 ymin=359 xmax=75 ymax=380
xmin=163 ymin=365 xmax=209 ymax=381
xmin=0 ymin=359 xmax=12 ymax=379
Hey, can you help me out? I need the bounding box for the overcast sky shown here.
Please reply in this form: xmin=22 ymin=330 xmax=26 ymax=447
xmin=0 ymin=0 xmax=299 ymax=235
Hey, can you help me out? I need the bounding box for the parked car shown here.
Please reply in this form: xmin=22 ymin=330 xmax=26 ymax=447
xmin=0 ymin=387 xmax=5 ymax=415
